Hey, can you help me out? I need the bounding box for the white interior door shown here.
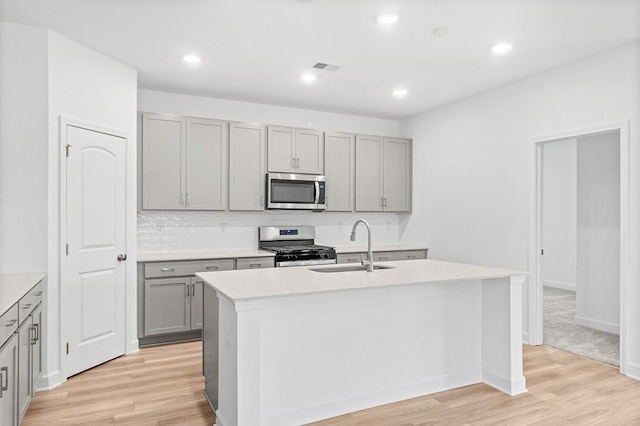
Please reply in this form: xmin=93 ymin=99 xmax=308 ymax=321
xmin=63 ymin=124 xmax=126 ymax=378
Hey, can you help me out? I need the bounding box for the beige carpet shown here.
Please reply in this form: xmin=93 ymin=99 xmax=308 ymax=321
xmin=543 ymin=286 xmax=619 ymax=367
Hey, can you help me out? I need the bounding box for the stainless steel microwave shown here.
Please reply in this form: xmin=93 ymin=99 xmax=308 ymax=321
xmin=266 ymin=173 xmax=326 ymax=210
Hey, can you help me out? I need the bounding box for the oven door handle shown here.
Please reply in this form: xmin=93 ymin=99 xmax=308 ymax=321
xmin=314 ymin=181 xmax=320 ymax=205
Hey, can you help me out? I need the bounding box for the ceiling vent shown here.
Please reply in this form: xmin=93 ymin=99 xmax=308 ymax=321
xmin=312 ymin=62 xmax=341 ymax=72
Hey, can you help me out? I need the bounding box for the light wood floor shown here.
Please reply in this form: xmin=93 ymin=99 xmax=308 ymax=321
xmin=23 ymin=342 xmax=640 ymax=425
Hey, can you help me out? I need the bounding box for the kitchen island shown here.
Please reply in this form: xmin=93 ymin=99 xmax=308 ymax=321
xmin=198 ymin=259 xmax=527 ymax=426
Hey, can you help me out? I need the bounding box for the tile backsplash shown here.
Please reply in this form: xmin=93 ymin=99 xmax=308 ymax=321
xmin=137 ymin=210 xmax=403 ymax=253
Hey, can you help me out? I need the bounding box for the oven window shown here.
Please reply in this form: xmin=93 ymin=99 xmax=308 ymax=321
xmin=271 ymin=180 xmax=315 ymax=203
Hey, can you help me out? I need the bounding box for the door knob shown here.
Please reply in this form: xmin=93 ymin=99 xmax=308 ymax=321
xmin=117 ymin=254 xmax=127 ymax=262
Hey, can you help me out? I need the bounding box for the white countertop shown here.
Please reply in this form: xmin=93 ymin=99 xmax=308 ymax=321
xmin=0 ymin=273 xmax=45 ymax=316
xmin=198 ymin=259 xmax=524 ymax=302
xmin=137 ymin=250 xmax=275 ymax=262
xmin=334 ymin=244 xmax=428 ymax=254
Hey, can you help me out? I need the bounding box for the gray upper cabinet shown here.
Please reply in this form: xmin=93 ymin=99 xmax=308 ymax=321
xmin=229 ymin=122 xmax=266 ymax=211
xmin=185 ymin=118 xmax=228 ymax=210
xmin=383 ymin=138 xmax=412 ymax=212
xmin=141 ymin=113 xmax=228 ymax=210
xmin=355 ymin=135 xmax=384 ymax=211
xmin=355 ymin=135 xmax=411 ymax=212
xmin=142 ymin=114 xmax=184 ymax=210
xmin=324 ymin=132 xmax=355 ymax=211
xmin=267 ymin=126 xmax=324 ymax=174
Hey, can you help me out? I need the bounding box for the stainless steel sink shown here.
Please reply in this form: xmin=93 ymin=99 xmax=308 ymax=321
xmin=310 ymin=265 xmax=396 ymax=273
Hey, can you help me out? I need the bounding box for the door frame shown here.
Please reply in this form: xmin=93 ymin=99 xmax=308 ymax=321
xmin=59 ymin=117 xmax=134 ymax=380
xmin=528 ymin=120 xmax=630 ymax=375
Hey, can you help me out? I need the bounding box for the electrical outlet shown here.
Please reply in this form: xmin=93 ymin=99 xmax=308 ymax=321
xmin=156 ymin=222 xmax=165 ymax=233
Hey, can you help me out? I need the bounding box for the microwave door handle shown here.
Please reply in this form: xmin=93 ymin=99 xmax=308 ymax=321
xmin=314 ymin=181 xmax=320 ymax=204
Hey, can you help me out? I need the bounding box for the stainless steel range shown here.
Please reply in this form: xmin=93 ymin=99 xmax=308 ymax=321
xmin=259 ymin=226 xmax=337 ymax=267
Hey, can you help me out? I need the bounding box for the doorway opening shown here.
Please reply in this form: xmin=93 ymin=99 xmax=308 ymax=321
xmin=541 ymin=133 xmax=619 ymax=366
xmin=528 ymin=121 xmax=630 ymax=374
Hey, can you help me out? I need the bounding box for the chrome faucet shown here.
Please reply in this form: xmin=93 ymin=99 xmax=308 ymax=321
xmin=350 ymin=219 xmax=374 ymax=272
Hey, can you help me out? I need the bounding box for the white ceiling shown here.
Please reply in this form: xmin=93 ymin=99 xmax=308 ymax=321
xmin=1 ymin=0 xmax=639 ymax=120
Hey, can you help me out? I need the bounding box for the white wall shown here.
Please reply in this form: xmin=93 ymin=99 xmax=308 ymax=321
xmin=542 ymin=139 xmax=577 ymax=291
xmin=138 ymin=89 xmax=400 ymax=136
xmin=0 ymin=22 xmax=49 ymax=273
xmin=44 ymin=31 xmax=138 ymax=388
xmin=399 ymin=41 xmax=640 ymax=375
xmin=575 ymin=131 xmax=620 ymax=334
xmin=137 ymin=90 xmax=405 ymax=253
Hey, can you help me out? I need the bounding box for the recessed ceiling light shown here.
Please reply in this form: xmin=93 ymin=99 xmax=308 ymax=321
xmin=300 ymin=73 xmax=317 ymax=83
xmin=183 ymin=54 xmax=201 ymax=63
xmin=491 ymin=43 xmax=512 ymax=55
xmin=377 ymin=14 xmax=399 ymax=25
xmin=393 ymin=88 xmax=408 ymax=97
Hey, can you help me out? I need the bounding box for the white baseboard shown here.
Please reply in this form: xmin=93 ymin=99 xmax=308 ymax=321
xmin=36 ymin=370 xmax=63 ymax=391
xmin=574 ymin=315 xmax=620 ymax=335
xmin=543 ymin=280 xmax=576 ymax=291
xmin=624 ymin=361 xmax=640 ymax=381
xmin=482 ymin=370 xmax=527 ymax=396
xmin=264 ymin=369 xmax=481 ymax=426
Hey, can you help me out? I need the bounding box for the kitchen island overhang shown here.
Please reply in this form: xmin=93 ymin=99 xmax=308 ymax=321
xmin=198 ymin=259 xmax=527 ymax=426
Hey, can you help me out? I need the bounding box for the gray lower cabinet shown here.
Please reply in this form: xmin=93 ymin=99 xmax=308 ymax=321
xmin=0 ymin=334 xmax=18 ymax=426
xmin=144 ymin=277 xmax=192 ymax=336
xmin=337 ymin=249 xmax=428 ymax=264
xmin=17 ymin=318 xmax=31 ymax=422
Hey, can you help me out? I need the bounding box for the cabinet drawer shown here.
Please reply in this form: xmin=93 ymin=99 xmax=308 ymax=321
xmin=374 ymin=250 xmax=427 ymax=262
xmin=18 ymin=281 xmax=43 ymax=325
xmin=236 ymin=257 xmax=274 ymax=270
xmin=0 ymin=304 xmax=18 ymax=347
xmin=337 ymin=254 xmax=363 ymax=264
xmin=145 ymin=259 xmax=235 ymax=278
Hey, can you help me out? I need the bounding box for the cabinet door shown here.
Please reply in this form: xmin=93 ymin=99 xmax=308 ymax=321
xmin=144 ymin=278 xmax=191 ymax=336
xmin=0 ymin=334 xmax=18 ymax=426
xmin=142 ymin=113 xmax=185 ymax=210
xmin=229 ymin=122 xmax=266 ymax=211
xmin=355 ymin=135 xmax=384 ymax=211
xmin=30 ymin=305 xmax=42 ymax=393
xmin=186 ymin=118 xmax=227 ymax=210
xmin=296 ymin=129 xmax=324 ymax=174
xmin=325 ymin=132 xmax=354 ymax=211
xmin=190 ymin=279 xmax=203 ymax=331
xmin=383 ymin=138 xmax=412 ymax=212
xmin=267 ymin=126 xmax=296 ymax=173
xmin=17 ymin=318 xmax=31 ymax=422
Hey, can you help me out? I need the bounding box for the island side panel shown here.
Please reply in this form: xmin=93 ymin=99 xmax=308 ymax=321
xmin=203 ymin=284 xmax=219 ymax=410
xmin=216 ymin=296 xmax=263 ymax=426
xmin=257 ymin=280 xmax=483 ymax=425
xmin=480 ymin=275 xmax=527 ymax=395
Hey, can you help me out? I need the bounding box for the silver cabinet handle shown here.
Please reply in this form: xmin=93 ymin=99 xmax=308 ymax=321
xmin=5 ymin=319 xmax=17 ymax=327
xmin=161 ymin=267 xmax=175 ymax=272
xmin=206 ymin=265 xmax=219 ymax=270
xmin=186 ymin=285 xmax=190 ymax=296
xmin=35 ymin=291 xmax=43 ymax=296
xmin=296 ymin=158 xmax=300 ymax=168
xmin=180 ymin=193 xmax=185 ymax=206
xmin=30 ymin=325 xmax=37 ymax=345
xmin=346 ymin=257 xmax=359 ymax=263
xmin=249 ymin=263 xmax=262 ymax=268
xmin=191 ymin=283 xmax=195 ymax=296
xmin=186 ymin=193 xmax=190 ymax=208
xmin=292 ymin=157 xmax=296 ymax=169
xmin=260 ymin=194 xmax=264 ymax=206
xmin=380 ymin=197 xmax=384 ymax=207
xmin=34 ymin=323 xmax=39 ymax=342
xmin=0 ymin=366 xmax=8 ymax=398
xmin=407 ymin=255 xmax=417 ymax=259
xmin=22 ymin=304 xmax=32 ymax=310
